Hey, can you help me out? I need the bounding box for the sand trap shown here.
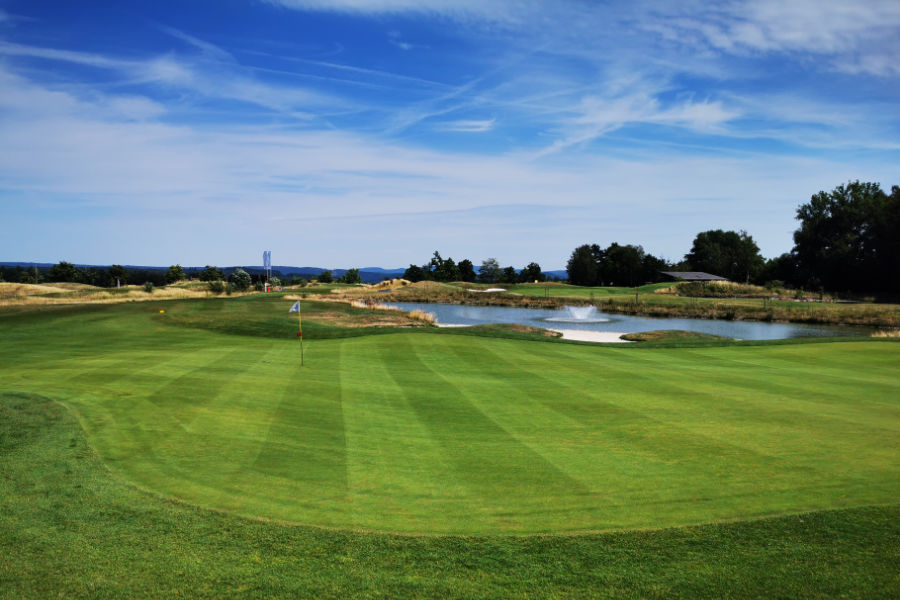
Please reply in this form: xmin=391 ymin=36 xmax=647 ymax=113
xmin=548 ymin=329 xmax=633 ymax=343
xmin=466 ymin=288 xmax=507 ymax=293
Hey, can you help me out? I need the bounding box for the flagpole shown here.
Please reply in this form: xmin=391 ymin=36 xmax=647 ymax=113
xmin=298 ymin=305 xmax=304 ymax=366
xmin=289 ymin=300 xmax=304 ymax=366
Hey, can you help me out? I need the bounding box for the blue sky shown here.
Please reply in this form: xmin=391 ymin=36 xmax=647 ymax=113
xmin=1 ymin=0 xmax=898 ymax=269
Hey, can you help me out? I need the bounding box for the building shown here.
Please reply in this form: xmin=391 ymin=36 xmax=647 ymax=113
xmin=660 ymin=271 xmax=729 ymax=282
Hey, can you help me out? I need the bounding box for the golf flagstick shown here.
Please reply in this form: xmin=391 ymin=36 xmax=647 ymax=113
xmin=289 ymin=300 xmax=303 ymax=366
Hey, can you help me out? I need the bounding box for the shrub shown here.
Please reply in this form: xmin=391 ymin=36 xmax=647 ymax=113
xmin=208 ymin=280 xmax=225 ymax=294
xmin=229 ymin=268 xmax=251 ymax=292
xmin=143 ymin=281 xmax=154 ymax=293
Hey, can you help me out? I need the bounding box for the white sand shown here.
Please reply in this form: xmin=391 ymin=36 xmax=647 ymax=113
xmin=466 ymin=288 xmax=507 ymax=293
xmin=548 ymin=329 xmax=633 ymax=343
xmin=433 ymin=322 xmax=632 ymax=342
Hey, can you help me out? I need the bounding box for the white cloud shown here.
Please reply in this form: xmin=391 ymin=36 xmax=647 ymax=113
xmin=647 ymin=0 xmax=900 ymax=76
xmin=437 ymin=118 xmax=495 ymax=132
xmin=0 ymin=40 xmax=345 ymax=116
xmin=265 ymin=0 xmax=540 ymax=24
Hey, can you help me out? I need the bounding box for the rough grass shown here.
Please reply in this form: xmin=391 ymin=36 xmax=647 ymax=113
xmin=0 ymin=281 xmax=215 ymax=306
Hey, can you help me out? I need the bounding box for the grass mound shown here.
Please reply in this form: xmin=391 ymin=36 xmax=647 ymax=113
xmin=621 ymin=329 xmax=732 ymax=343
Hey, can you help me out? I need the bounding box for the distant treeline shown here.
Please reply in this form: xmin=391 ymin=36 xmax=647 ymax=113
xmin=401 ymin=252 xmax=554 ymax=284
xmin=5 ymin=181 xmax=895 ymax=295
xmin=566 ymin=180 xmax=899 ymax=294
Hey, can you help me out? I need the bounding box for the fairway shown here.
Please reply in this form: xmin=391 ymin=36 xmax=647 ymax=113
xmin=2 ymin=297 xmax=898 ymax=535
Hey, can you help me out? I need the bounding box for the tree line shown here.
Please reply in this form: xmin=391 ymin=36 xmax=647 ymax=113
xmin=402 ymin=252 xmax=548 ymax=284
xmin=566 ymin=181 xmax=899 ymax=293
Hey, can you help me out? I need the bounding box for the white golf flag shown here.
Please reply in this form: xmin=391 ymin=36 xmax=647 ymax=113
xmin=289 ymin=301 xmax=300 ymax=313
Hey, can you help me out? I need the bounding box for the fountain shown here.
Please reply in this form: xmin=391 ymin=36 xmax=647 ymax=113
xmin=544 ymin=305 xmax=610 ymax=323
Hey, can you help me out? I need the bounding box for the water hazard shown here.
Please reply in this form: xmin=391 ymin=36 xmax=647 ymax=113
xmin=387 ymin=302 xmax=867 ymax=340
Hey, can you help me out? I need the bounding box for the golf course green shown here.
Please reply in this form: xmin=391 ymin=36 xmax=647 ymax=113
xmin=2 ymin=296 xmax=898 ymax=536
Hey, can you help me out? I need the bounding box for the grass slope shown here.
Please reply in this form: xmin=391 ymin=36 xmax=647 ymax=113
xmin=1 ymin=297 xmax=898 ymax=536
xmin=2 ymin=392 xmax=899 ymax=599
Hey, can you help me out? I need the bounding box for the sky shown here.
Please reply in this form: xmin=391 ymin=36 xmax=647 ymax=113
xmin=1 ymin=0 xmax=898 ymax=270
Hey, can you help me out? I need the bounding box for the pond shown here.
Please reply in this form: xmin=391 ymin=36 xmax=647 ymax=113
xmin=387 ymin=302 xmax=866 ymax=340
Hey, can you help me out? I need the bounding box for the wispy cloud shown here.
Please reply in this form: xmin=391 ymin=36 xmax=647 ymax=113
xmin=437 ymin=118 xmax=495 ymax=132
xmin=265 ymin=0 xmax=537 ymax=24
xmin=644 ymin=0 xmax=900 ymax=76
xmin=0 ymin=38 xmax=345 ymax=117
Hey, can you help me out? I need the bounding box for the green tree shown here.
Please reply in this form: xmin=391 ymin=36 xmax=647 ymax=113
xmin=23 ymin=266 xmax=40 ymax=284
xmin=49 ymin=261 xmax=78 ymax=282
xmin=198 ymin=265 xmax=223 ymax=282
xmin=318 ymin=270 xmax=333 ymax=284
xmin=165 ymin=264 xmax=185 ymax=284
xmin=500 ymin=266 xmax=518 ymax=284
xmin=566 ymin=245 xmax=598 ymax=286
xmin=685 ymin=230 xmax=763 ymax=283
xmin=403 ymin=264 xmax=425 ymax=282
xmin=108 ymin=265 xmax=128 ymax=287
xmin=598 ymin=243 xmax=644 ymax=287
xmin=457 ymin=259 xmax=476 ymax=282
xmin=428 ymin=251 xmax=460 ymax=281
xmin=519 ymin=262 xmax=545 ymax=283
xmin=478 ymin=258 xmax=500 ymax=283
xmin=340 ymin=268 xmax=362 ymax=284
xmin=793 ymin=181 xmax=899 ymax=292
xmin=229 ymin=268 xmax=252 ymax=292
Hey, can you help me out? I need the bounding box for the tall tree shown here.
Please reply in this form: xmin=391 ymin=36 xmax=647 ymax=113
xmin=793 ymin=181 xmax=899 ymax=292
xmin=566 ymin=244 xmax=598 ymax=286
xmin=165 ymin=264 xmax=185 ymax=284
xmin=340 ymin=268 xmax=362 ymax=284
xmin=478 ymin=258 xmax=501 ymax=283
xmin=500 ymin=266 xmax=518 ymax=284
xmin=198 ymin=265 xmax=223 ymax=282
xmin=108 ymin=264 xmax=128 ymax=287
xmin=598 ymin=243 xmax=644 ymax=287
xmin=49 ymin=261 xmax=77 ymax=282
xmin=457 ymin=259 xmax=476 ymax=282
xmin=228 ymin=268 xmax=252 ymax=291
xmin=685 ymin=230 xmax=764 ymax=283
xmin=403 ymin=264 xmax=425 ymax=282
xmin=519 ymin=262 xmax=545 ymax=283
xmin=430 ymin=252 xmax=459 ymax=281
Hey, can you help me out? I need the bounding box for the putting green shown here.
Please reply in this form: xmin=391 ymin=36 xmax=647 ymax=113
xmin=2 ymin=299 xmax=898 ymax=534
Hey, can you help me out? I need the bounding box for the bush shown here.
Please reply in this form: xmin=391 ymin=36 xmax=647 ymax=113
xmin=208 ymin=280 xmax=225 ymax=294
xmin=143 ymin=282 xmax=154 ymax=293
xmin=225 ymin=282 xmax=234 ymax=296
xmin=229 ymin=268 xmax=252 ymax=292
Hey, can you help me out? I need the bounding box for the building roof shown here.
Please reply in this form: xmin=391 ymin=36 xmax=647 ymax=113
xmin=660 ymin=271 xmax=729 ymax=281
